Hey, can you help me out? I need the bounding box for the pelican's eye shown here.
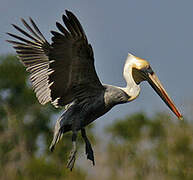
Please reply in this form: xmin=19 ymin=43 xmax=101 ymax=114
xmin=141 ymin=65 xmax=154 ymax=75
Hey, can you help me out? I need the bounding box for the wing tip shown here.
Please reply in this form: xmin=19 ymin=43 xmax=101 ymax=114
xmin=65 ymin=9 xmax=72 ymax=15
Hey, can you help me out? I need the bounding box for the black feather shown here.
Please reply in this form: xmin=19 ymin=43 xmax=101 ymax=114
xmin=29 ymin=17 xmax=47 ymax=41
xmin=7 ymin=32 xmax=41 ymax=46
xmin=12 ymin=24 xmax=40 ymax=43
xmin=62 ymin=14 xmax=77 ymax=37
xmin=56 ymin=22 xmax=70 ymax=38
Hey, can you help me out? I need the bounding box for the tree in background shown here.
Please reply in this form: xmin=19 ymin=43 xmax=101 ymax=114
xmin=95 ymin=112 xmax=193 ymax=180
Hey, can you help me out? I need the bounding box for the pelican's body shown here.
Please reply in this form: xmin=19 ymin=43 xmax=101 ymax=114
xmin=7 ymin=10 xmax=182 ymax=170
xmin=53 ymin=84 xmax=129 ymax=133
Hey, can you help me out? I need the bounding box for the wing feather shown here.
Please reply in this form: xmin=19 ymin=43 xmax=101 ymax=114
xmin=7 ymin=18 xmax=54 ymax=105
xmin=7 ymin=10 xmax=103 ymax=107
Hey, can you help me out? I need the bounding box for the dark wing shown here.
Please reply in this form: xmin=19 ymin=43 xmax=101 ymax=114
xmin=7 ymin=10 xmax=104 ymax=107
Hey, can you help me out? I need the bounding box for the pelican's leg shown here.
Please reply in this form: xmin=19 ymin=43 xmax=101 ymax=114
xmin=67 ymin=115 xmax=81 ymax=171
xmin=81 ymin=128 xmax=95 ymax=165
xmin=66 ymin=130 xmax=78 ymax=171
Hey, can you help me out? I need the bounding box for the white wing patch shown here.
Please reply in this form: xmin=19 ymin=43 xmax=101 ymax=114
xmin=28 ymin=60 xmax=60 ymax=107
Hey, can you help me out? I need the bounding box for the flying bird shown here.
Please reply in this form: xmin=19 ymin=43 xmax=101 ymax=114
xmin=7 ymin=10 xmax=183 ymax=170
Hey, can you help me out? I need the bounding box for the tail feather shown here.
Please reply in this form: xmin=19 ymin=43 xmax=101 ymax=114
xmin=49 ymin=103 xmax=75 ymax=151
xmin=49 ymin=129 xmax=63 ymax=152
xmin=49 ymin=121 xmax=71 ymax=152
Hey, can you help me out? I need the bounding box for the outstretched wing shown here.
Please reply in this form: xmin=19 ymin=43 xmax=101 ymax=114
xmin=7 ymin=10 xmax=104 ymax=107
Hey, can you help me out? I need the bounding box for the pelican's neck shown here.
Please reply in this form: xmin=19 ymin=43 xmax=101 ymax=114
xmin=121 ymin=54 xmax=141 ymax=101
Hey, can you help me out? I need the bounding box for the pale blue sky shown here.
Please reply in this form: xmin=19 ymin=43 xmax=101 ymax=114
xmin=0 ymin=0 xmax=192 ymax=129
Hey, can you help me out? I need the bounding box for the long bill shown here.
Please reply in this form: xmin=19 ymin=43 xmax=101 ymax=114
xmin=146 ymin=72 xmax=183 ymax=120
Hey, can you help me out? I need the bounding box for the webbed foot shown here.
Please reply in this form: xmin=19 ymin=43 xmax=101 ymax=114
xmin=81 ymin=128 xmax=95 ymax=165
xmin=85 ymin=141 xmax=95 ymax=165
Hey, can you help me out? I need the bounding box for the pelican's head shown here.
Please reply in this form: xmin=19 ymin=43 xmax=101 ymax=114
xmin=124 ymin=53 xmax=183 ymax=120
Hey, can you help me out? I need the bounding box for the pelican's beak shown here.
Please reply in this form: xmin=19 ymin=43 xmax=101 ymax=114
xmin=145 ymin=70 xmax=183 ymax=120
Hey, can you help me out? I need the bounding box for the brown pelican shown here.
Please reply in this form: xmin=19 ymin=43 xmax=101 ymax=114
xmin=7 ymin=10 xmax=183 ymax=170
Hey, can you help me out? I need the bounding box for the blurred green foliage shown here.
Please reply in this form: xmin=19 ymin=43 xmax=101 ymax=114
xmin=0 ymin=54 xmax=192 ymax=180
xmin=103 ymin=113 xmax=193 ymax=180
xmin=0 ymin=55 xmax=89 ymax=179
